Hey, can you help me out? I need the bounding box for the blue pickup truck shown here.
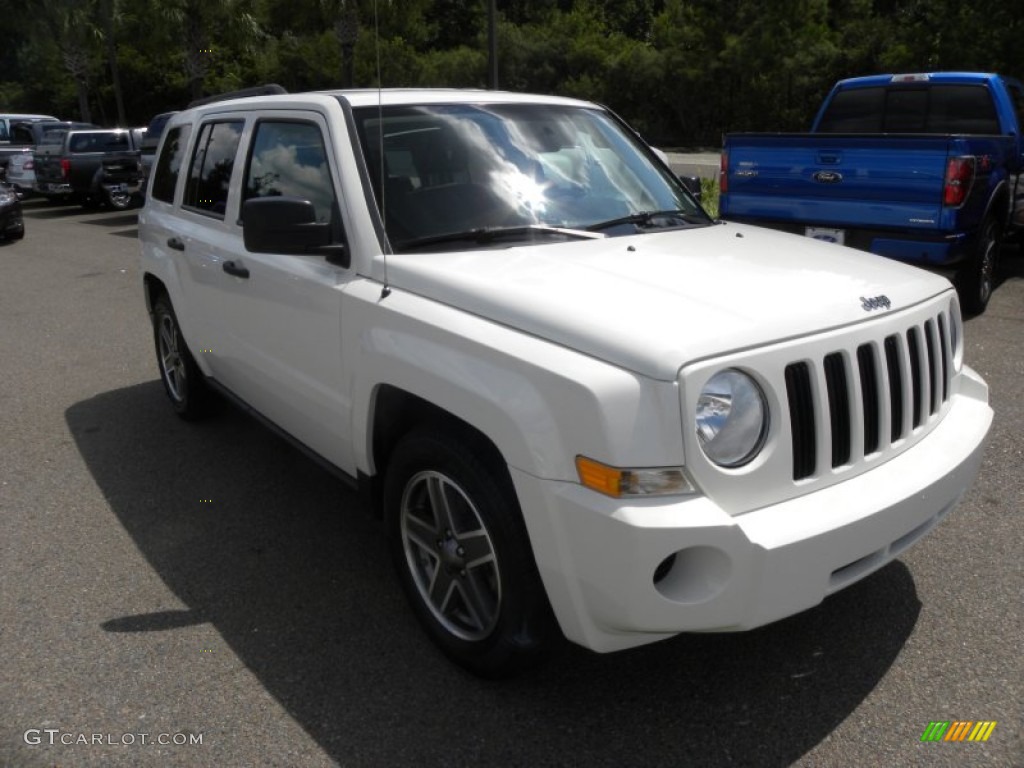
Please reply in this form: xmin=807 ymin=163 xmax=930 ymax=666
xmin=719 ymin=72 xmax=1024 ymax=314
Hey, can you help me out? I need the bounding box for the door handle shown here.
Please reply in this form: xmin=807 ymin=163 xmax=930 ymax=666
xmin=167 ymin=237 xmax=185 ymax=251
xmin=222 ymin=260 xmax=250 ymax=279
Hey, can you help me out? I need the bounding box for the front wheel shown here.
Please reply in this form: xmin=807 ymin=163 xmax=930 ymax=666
xmin=958 ymin=216 xmax=1001 ymax=315
xmin=385 ymin=428 xmax=557 ymax=677
xmin=152 ymin=294 xmax=210 ymax=419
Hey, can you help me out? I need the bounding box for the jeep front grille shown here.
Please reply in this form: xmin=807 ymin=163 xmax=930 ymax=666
xmin=785 ymin=312 xmax=953 ymax=481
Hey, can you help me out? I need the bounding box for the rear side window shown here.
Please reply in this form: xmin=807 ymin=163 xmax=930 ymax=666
xmin=243 ymin=120 xmax=337 ymax=223
xmin=1006 ymin=81 xmax=1024 ymax=131
xmin=9 ymin=125 xmax=34 ymax=145
xmin=184 ymin=120 xmax=244 ymax=216
xmin=818 ymin=84 xmax=1000 ymax=134
xmin=151 ymin=125 xmax=191 ymax=204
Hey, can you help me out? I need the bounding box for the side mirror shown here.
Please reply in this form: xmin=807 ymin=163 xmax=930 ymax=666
xmin=241 ymin=196 xmax=348 ymax=266
xmin=678 ymin=175 xmax=702 ymax=201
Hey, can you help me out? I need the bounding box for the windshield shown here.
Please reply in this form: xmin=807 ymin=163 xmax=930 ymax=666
xmin=352 ymin=102 xmax=709 ymax=252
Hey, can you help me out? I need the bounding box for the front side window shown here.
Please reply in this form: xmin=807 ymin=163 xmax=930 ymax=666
xmin=184 ymin=120 xmax=244 ymax=216
xmin=244 ymin=120 xmax=337 ymax=223
xmin=151 ymin=125 xmax=191 ymax=204
xmin=353 ymin=102 xmax=709 ymax=251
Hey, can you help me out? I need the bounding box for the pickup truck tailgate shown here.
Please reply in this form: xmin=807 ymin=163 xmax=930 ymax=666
xmin=722 ymin=134 xmax=953 ymax=231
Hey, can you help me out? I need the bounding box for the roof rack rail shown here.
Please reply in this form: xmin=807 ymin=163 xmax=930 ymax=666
xmin=187 ymin=84 xmax=288 ymax=109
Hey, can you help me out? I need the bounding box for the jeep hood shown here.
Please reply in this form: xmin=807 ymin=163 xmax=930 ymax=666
xmin=384 ymin=222 xmax=952 ymax=380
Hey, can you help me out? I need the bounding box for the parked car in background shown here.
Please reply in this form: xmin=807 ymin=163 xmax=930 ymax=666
xmin=720 ymin=72 xmax=1024 ymax=315
xmin=0 ymin=181 xmax=25 ymax=241
xmin=34 ymin=128 xmax=143 ymax=209
xmin=0 ymin=114 xmax=59 ymax=178
xmin=138 ymin=111 xmax=178 ymax=194
xmin=4 ymin=120 xmax=98 ymax=196
xmin=0 ymin=113 xmax=57 ymax=140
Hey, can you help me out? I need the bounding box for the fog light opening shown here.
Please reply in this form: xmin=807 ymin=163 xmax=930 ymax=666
xmin=653 ymin=553 xmax=677 ymax=584
xmin=652 ymin=546 xmax=731 ymax=604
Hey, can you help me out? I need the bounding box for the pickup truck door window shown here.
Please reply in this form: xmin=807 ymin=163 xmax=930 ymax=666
xmin=211 ymin=116 xmax=354 ymax=472
xmin=184 ymin=120 xmax=244 ymax=217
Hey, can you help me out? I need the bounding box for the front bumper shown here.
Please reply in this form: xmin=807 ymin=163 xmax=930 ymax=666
xmin=513 ymin=367 xmax=991 ymax=653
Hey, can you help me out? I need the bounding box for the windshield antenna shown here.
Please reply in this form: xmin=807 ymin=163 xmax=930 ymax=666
xmin=374 ymin=0 xmax=391 ymax=299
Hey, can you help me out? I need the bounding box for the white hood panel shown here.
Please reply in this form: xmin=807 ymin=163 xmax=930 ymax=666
xmin=385 ymin=223 xmax=952 ymax=379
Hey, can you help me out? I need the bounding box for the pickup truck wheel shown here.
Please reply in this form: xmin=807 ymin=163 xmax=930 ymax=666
xmin=106 ymin=189 xmax=134 ymax=210
xmin=959 ymin=216 xmax=1000 ymax=315
xmin=152 ymin=295 xmax=210 ymax=419
xmin=386 ymin=429 xmax=556 ymax=677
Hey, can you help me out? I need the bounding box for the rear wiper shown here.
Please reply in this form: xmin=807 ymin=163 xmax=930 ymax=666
xmin=396 ymin=224 xmax=606 ymax=252
xmin=586 ymin=209 xmax=707 ymax=232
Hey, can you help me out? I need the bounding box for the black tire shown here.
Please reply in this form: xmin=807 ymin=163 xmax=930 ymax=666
xmin=152 ymin=294 xmax=210 ymax=420
xmin=106 ymin=188 xmax=134 ymax=210
xmin=385 ymin=427 xmax=558 ymax=677
xmin=958 ymin=215 xmax=1001 ymax=315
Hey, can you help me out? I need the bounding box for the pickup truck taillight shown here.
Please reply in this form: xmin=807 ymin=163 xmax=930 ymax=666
xmin=943 ymin=156 xmax=975 ymax=207
xmin=60 ymin=158 xmax=71 ymax=180
xmin=720 ymin=152 xmax=728 ymax=194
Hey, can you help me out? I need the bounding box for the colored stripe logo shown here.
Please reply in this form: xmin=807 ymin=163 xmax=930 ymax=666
xmin=921 ymin=721 xmax=997 ymax=742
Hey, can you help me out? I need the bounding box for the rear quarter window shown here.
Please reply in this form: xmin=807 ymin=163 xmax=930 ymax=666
xmin=151 ymin=125 xmax=192 ymax=204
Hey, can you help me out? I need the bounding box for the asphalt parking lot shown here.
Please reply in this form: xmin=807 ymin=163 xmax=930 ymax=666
xmin=1 ymin=197 xmax=1021 ymax=768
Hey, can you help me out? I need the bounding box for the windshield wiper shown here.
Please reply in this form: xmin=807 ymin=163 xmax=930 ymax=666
xmin=396 ymin=224 xmax=606 ymax=252
xmin=586 ymin=209 xmax=708 ymax=233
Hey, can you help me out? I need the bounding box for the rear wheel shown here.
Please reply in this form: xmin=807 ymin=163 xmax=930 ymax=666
xmin=106 ymin=188 xmax=134 ymax=210
xmin=958 ymin=215 xmax=1000 ymax=315
xmin=385 ymin=427 xmax=557 ymax=677
xmin=152 ymin=294 xmax=210 ymax=419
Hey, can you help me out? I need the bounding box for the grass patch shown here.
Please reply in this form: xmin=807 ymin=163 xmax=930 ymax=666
xmin=700 ymin=176 xmax=720 ymax=219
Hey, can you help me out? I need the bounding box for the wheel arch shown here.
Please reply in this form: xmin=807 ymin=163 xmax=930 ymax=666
xmin=142 ymin=272 xmax=168 ymax=316
xmin=981 ymin=179 xmax=1010 ymax=231
xmin=365 ymin=385 xmax=512 ymax=517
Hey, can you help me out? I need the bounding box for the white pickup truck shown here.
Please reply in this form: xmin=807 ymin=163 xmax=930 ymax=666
xmin=138 ymin=89 xmax=992 ymax=677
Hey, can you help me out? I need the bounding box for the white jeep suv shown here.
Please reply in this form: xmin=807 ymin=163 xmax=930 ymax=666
xmin=138 ymin=89 xmax=992 ymax=676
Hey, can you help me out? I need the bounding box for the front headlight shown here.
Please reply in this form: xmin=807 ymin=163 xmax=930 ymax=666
xmin=696 ymin=368 xmax=768 ymax=467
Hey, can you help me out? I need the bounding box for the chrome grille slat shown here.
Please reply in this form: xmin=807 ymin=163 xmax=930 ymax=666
xmin=785 ymin=310 xmax=952 ymax=481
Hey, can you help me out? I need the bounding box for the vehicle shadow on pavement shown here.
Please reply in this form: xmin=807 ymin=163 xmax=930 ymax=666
xmin=21 ymin=202 xmax=92 ymax=219
xmin=67 ymin=382 xmax=920 ymax=767
xmin=79 ymin=213 xmax=139 ymax=228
